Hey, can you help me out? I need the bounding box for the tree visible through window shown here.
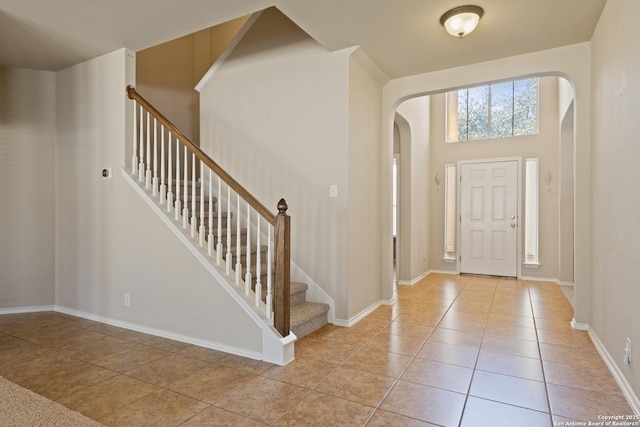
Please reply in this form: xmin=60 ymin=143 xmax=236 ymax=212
xmin=447 ymin=78 xmax=538 ymax=143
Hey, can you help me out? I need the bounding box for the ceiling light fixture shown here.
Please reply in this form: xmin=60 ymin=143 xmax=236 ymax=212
xmin=440 ymin=5 xmax=484 ymax=38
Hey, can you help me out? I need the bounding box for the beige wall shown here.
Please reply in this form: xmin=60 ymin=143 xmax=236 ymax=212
xmin=0 ymin=67 xmax=56 ymax=308
xmin=558 ymin=100 xmax=574 ymax=284
xmin=54 ymin=48 xmax=264 ymax=354
xmin=590 ymin=0 xmax=640 ymax=397
xmin=199 ymin=8 xmax=384 ymax=321
xmin=396 ymin=97 xmax=430 ymax=283
xmin=347 ymin=50 xmax=384 ymax=315
xmin=136 ymin=16 xmax=249 ymax=143
xmin=427 ymin=77 xmax=561 ymax=279
xmin=199 ymin=9 xmax=350 ymax=319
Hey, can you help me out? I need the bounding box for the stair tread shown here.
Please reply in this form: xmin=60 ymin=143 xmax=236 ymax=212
xmin=290 ymin=301 xmax=330 ymax=327
xmin=290 ymin=282 xmax=308 ymax=294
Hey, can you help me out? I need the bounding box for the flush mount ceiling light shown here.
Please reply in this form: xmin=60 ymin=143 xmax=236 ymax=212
xmin=440 ymin=5 xmax=484 ymax=38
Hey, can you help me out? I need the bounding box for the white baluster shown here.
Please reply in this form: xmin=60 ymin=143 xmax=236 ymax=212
xmin=166 ymin=131 xmax=173 ymax=212
xmin=216 ymin=177 xmax=223 ymax=265
xmin=182 ymin=146 xmax=189 ymax=229
xmin=225 ymin=185 xmax=232 ymax=275
xmin=245 ymin=205 xmax=252 ymax=296
xmin=266 ymin=224 xmax=273 ymax=319
xmin=190 ymin=154 xmax=197 ymax=237
xmin=255 ymin=218 xmax=262 ymax=307
xmin=174 ymin=140 xmax=181 ymax=221
xmin=159 ymin=126 xmax=166 ymax=204
xmin=152 ymin=118 xmax=158 ymax=197
xmin=138 ymin=105 xmax=145 ymax=182
xmin=199 ymin=161 xmax=206 ymax=247
xmin=132 ymin=99 xmax=138 ymax=175
xmin=235 ymin=194 xmax=242 ymax=285
xmin=207 ymin=169 xmax=214 ymax=256
xmin=145 ymin=111 xmax=151 ymax=188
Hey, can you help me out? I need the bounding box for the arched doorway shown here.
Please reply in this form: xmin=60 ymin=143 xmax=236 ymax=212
xmin=384 ymin=73 xmax=579 ymax=321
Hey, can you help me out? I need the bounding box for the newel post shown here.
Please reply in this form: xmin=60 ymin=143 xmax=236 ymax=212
xmin=274 ymin=199 xmax=291 ymax=337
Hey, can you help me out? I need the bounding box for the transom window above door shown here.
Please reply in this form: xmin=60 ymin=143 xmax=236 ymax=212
xmin=446 ymin=78 xmax=539 ymax=143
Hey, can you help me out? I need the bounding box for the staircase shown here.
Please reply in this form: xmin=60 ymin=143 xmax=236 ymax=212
xmin=290 ymin=282 xmax=330 ymax=338
xmin=127 ymin=85 xmax=329 ymax=347
xmin=172 ymin=180 xmax=329 ymax=339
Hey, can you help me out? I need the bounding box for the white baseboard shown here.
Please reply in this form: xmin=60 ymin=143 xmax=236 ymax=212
xmin=558 ymin=281 xmax=575 ymax=287
xmin=120 ymin=167 xmax=294 ymax=365
xmin=54 ymin=305 xmax=265 ymax=361
xmin=520 ymin=275 xmax=558 ymax=283
xmin=333 ymin=300 xmax=382 ymax=327
xmin=397 ymin=273 xmax=427 ymax=286
xmin=428 ymin=269 xmax=458 ymax=275
xmin=571 ymin=318 xmax=590 ymax=331
xmin=1 ymin=304 xmax=293 ymax=365
xmin=588 ymin=327 xmax=640 ymax=415
xmin=0 ymin=305 xmax=55 ymax=315
xmin=381 ymin=296 xmax=396 ymax=306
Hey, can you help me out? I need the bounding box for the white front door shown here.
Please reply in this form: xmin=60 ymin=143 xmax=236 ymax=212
xmin=460 ymin=160 xmax=519 ymax=277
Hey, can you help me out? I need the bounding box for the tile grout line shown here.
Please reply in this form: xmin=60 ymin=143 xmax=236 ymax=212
xmin=455 ymin=277 xmax=499 ymax=427
xmin=528 ymin=285 xmax=562 ymax=427
xmin=5 ymin=313 xmax=258 ymax=426
xmin=361 ymin=277 xmax=479 ymax=426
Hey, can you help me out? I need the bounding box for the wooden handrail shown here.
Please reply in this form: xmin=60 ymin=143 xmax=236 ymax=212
xmin=127 ymin=85 xmax=291 ymax=337
xmin=126 ymin=85 xmax=275 ymax=225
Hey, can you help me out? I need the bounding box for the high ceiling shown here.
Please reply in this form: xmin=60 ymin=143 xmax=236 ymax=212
xmin=0 ymin=0 xmax=607 ymax=78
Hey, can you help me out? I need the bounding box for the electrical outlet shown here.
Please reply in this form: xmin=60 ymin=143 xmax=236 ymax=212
xmin=624 ymin=337 xmax=632 ymax=364
xmin=124 ymin=293 xmax=131 ymax=307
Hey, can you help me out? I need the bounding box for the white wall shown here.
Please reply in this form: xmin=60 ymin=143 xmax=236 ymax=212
xmin=396 ymin=97 xmax=430 ymax=283
xmin=347 ymin=50 xmax=384 ymax=315
xmin=558 ymin=76 xmax=575 ymax=119
xmin=199 ymin=8 xmax=384 ymax=321
xmin=0 ymin=67 xmax=56 ymax=308
xmin=590 ymin=0 xmax=640 ymax=396
xmin=558 ymin=101 xmax=574 ymax=284
xmin=427 ymin=77 xmax=561 ymax=279
xmin=54 ymin=48 xmax=263 ymax=354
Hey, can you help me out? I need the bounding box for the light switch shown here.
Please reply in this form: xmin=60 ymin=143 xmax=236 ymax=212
xmin=329 ymin=185 xmax=338 ymax=198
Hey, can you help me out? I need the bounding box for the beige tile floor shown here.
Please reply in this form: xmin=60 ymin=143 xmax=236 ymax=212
xmin=0 ymin=274 xmax=635 ymax=426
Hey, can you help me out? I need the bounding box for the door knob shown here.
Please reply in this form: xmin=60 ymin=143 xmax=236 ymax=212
xmin=511 ymin=223 xmax=516 ymax=228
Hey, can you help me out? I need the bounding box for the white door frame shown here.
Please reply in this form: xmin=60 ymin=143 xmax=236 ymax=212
xmin=456 ymin=157 xmax=522 ymax=278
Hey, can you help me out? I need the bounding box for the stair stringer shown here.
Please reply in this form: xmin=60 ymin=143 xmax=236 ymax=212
xmin=121 ymin=167 xmax=295 ymax=365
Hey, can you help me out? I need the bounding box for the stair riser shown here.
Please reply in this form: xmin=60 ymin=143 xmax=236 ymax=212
xmin=191 ymin=218 xmax=231 ymax=229
xmin=291 ymin=312 xmax=329 ymax=339
xmin=212 ymin=237 xmax=249 ymax=247
xmin=290 ymin=289 xmax=307 ymax=307
xmin=181 ymin=202 xmax=218 ymax=213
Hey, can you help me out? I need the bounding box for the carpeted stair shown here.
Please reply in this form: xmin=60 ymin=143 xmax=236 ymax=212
xmin=169 ymin=180 xmax=329 ymax=339
xmin=289 ymin=282 xmax=330 ymax=338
